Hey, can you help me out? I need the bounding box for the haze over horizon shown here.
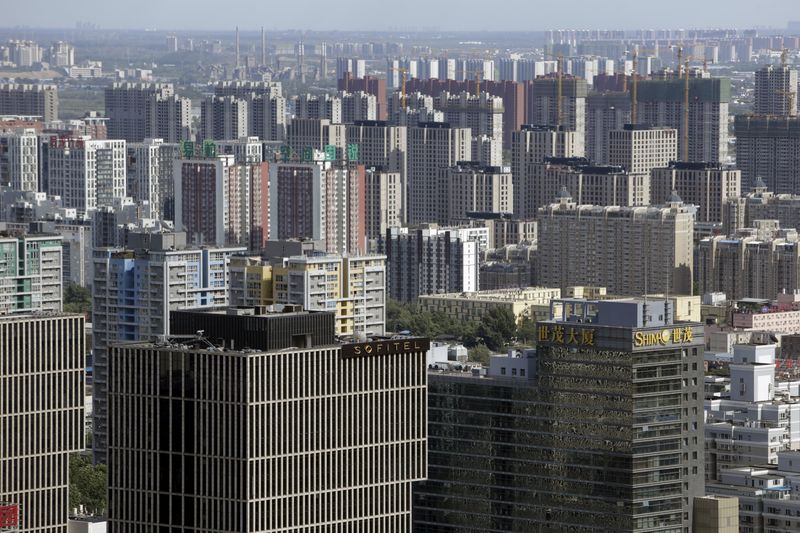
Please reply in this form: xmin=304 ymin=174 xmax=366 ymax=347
xmin=3 ymin=0 xmax=798 ymax=32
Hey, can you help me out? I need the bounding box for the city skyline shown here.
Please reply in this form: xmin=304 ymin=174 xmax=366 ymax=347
xmin=3 ymin=0 xmax=800 ymax=32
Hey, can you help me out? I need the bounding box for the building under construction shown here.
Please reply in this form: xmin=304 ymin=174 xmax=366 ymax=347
xmin=734 ymin=114 xmax=800 ymax=194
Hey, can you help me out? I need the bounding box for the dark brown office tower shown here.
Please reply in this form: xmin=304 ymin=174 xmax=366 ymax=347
xmin=404 ymin=78 xmax=525 ymax=147
xmin=108 ymin=307 xmax=428 ymax=531
xmin=0 ymin=313 xmax=84 ymax=532
xmin=338 ymin=73 xmax=388 ymax=121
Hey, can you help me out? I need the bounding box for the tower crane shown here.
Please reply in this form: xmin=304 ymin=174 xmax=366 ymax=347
xmin=390 ymin=66 xmax=408 ymax=108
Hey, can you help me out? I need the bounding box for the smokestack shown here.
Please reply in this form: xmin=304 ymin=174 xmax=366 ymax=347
xmin=235 ymin=26 xmax=240 ymax=68
xmin=261 ymin=27 xmax=266 ymax=66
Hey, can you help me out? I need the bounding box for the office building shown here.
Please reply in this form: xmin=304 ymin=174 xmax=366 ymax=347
xmin=511 ymin=125 xmax=583 ymax=218
xmin=126 ymin=138 xmax=179 ymax=221
xmin=585 ymin=92 xmax=632 ymax=164
xmin=174 ymin=153 xmax=270 ymax=250
xmin=608 ymin=125 xmax=677 ymax=175
xmin=734 ymin=115 xmax=800 ymax=193
xmin=414 ymin=298 xmax=705 ymax=531
xmin=0 ymin=313 xmax=84 ymax=532
xmin=637 ymin=76 xmax=730 ymax=163
xmin=754 ymin=64 xmax=798 ymax=116
xmin=0 ymin=128 xmax=39 ymax=191
xmin=538 ymin=191 xmax=693 ymax=295
xmin=441 ymin=162 xmax=513 ymax=224
xmin=651 ymin=162 xmax=741 ymax=225
xmin=269 ymin=158 xmax=365 ymax=255
xmin=199 ymin=95 xmax=248 ymax=141
xmin=104 ymin=82 xmax=191 ymax=143
xmin=108 ymin=307 xmax=427 ymax=530
xmin=406 ymin=123 xmax=471 ymax=224
xmin=697 ymin=221 xmax=800 ymax=300
xmin=46 ymin=136 xmax=127 ymax=217
xmin=530 ymin=158 xmax=650 ymax=211
xmin=0 ymin=233 xmax=62 ymax=315
xmin=379 ymin=225 xmax=483 ymax=302
xmin=91 ymin=231 xmax=245 ymax=463
xmin=365 ymin=167 xmax=404 ymax=240
xmin=0 ymin=83 xmax=58 ymax=123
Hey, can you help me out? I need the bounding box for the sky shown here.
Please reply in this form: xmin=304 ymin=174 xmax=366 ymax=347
xmin=3 ymin=0 xmax=797 ymax=32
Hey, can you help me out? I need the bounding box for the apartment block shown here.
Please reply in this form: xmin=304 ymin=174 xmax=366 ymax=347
xmin=199 ymin=95 xmax=249 ymax=140
xmin=269 ymin=158 xmax=365 ymax=255
xmin=46 ymin=136 xmax=127 ymax=216
xmin=530 ymin=158 xmax=650 ymax=210
xmin=406 ymin=122 xmax=471 ymax=224
xmin=364 ymin=167 xmax=404 ymax=240
xmin=538 ymin=192 xmax=693 ymax=295
xmin=0 ymin=83 xmax=58 ymax=123
xmin=126 ymin=138 xmax=179 ymax=220
xmin=511 ymin=125 xmax=583 ymax=218
xmin=104 ymin=82 xmax=190 ymax=143
xmin=585 ymin=92 xmax=631 ymax=164
xmin=754 ymin=64 xmax=798 ymax=116
xmin=0 ymin=128 xmax=39 ymax=191
xmin=651 ymin=161 xmax=741 ymax=224
xmin=734 ymin=115 xmax=800 ymax=193
xmin=0 ymin=234 xmax=62 ymax=315
xmin=379 ymin=225 xmax=483 ymax=302
xmin=440 ymin=162 xmax=513 ymax=224
xmin=608 ymin=124 xmax=677 ymax=175
xmin=91 ymin=231 xmax=245 ymax=463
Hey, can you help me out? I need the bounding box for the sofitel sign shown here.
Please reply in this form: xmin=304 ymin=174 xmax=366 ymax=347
xmin=341 ymin=339 xmax=430 ymax=359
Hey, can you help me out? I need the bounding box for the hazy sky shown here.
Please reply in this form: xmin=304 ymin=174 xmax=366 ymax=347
xmin=3 ymin=0 xmax=797 ymax=31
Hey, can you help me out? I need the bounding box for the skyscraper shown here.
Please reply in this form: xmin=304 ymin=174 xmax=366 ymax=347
xmin=212 ymin=81 xmax=286 ymax=141
xmin=608 ymin=124 xmax=678 ymax=175
xmin=414 ymin=297 xmax=705 ymax=531
xmin=108 ymin=307 xmax=428 ymax=530
xmin=0 ymin=313 xmax=84 ymax=532
xmin=441 ymin=162 xmax=513 ymax=224
xmin=91 ymin=231 xmax=245 ymax=463
xmin=528 ymin=76 xmax=588 ymax=152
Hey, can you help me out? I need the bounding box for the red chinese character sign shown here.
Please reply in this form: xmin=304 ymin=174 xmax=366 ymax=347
xmin=0 ymin=504 xmax=19 ymax=530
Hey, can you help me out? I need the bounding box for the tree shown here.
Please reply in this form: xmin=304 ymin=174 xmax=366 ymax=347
xmin=476 ymin=307 xmax=517 ymax=351
xmin=516 ymin=312 xmax=538 ymax=345
xmin=69 ymin=454 xmax=107 ymax=515
xmin=63 ymin=283 xmax=91 ymax=315
xmin=468 ymin=344 xmax=491 ymax=365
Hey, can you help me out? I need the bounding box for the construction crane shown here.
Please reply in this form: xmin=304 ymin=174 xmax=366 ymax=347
xmin=390 ymin=66 xmax=408 ymax=108
xmin=465 ymin=69 xmax=484 ymax=98
xmin=776 ymin=89 xmax=797 ymax=116
xmin=629 ymin=48 xmax=658 ymax=125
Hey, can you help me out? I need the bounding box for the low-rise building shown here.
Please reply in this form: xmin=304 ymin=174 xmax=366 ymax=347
xmin=418 ymin=287 xmax=561 ymax=324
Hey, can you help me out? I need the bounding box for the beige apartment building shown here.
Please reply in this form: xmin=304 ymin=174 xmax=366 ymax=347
xmin=651 ymin=161 xmax=741 ymax=224
xmin=418 ymin=287 xmax=562 ymax=324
